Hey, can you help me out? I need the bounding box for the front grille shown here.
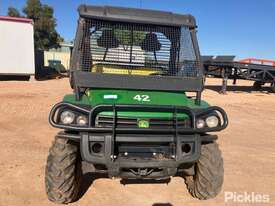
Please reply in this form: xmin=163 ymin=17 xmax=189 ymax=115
xmin=96 ymin=116 xmax=191 ymax=129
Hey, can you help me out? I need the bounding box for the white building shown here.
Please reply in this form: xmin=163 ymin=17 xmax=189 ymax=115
xmin=0 ymin=16 xmax=35 ymax=79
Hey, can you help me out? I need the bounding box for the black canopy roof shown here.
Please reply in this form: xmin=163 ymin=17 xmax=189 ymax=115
xmin=78 ymin=5 xmax=196 ymax=28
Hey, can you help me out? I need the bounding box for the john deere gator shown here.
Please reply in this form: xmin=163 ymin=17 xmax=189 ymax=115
xmin=45 ymin=5 xmax=228 ymax=204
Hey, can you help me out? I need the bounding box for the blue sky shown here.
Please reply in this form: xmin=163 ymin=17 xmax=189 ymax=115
xmin=1 ymin=0 xmax=275 ymax=59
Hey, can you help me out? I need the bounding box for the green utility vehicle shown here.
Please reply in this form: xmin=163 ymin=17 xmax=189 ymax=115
xmin=45 ymin=5 xmax=228 ymax=204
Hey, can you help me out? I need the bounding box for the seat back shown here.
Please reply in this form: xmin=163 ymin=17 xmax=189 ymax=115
xmin=141 ymin=33 xmax=161 ymax=52
xmin=97 ymin=30 xmax=119 ymax=48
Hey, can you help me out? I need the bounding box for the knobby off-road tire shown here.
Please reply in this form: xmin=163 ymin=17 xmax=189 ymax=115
xmin=45 ymin=137 xmax=82 ymax=204
xmin=185 ymin=142 xmax=224 ymax=200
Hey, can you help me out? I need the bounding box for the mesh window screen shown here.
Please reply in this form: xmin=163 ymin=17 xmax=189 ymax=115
xmin=78 ymin=19 xmax=200 ymax=77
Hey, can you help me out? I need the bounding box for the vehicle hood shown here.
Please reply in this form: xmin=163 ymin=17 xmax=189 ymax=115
xmin=63 ymin=89 xmax=209 ymax=119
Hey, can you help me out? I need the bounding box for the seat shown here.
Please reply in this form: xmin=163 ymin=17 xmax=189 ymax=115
xmin=140 ymin=33 xmax=161 ymax=52
xmin=97 ymin=29 xmax=119 ymax=49
xmin=97 ymin=29 xmax=119 ymax=61
xmin=141 ymin=32 xmax=161 ymax=64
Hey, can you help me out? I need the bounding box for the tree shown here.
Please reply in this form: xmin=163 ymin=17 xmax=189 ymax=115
xmin=23 ymin=0 xmax=63 ymax=50
xmin=23 ymin=0 xmax=42 ymax=21
xmin=7 ymin=7 xmax=21 ymax=17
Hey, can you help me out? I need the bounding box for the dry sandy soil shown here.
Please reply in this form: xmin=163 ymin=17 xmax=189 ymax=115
xmin=0 ymin=78 xmax=274 ymax=206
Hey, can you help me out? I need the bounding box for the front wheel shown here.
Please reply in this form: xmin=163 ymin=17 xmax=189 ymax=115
xmin=45 ymin=137 xmax=82 ymax=204
xmin=185 ymin=142 xmax=224 ymax=200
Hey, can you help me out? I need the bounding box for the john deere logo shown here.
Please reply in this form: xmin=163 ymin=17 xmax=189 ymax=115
xmin=137 ymin=119 xmax=150 ymax=128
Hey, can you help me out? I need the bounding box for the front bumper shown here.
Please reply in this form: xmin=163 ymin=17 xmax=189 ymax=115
xmin=57 ymin=131 xmax=217 ymax=178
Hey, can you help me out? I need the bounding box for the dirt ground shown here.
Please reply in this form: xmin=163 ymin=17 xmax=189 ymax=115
xmin=0 ymin=78 xmax=274 ymax=206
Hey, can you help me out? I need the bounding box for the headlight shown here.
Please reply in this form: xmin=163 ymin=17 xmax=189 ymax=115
xmin=206 ymin=116 xmax=219 ymax=128
xmin=76 ymin=115 xmax=88 ymax=126
xmin=60 ymin=111 xmax=75 ymax=124
xmin=196 ymin=119 xmax=205 ymax=129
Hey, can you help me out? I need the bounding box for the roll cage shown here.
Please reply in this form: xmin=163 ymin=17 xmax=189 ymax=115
xmin=70 ymin=5 xmax=204 ymax=104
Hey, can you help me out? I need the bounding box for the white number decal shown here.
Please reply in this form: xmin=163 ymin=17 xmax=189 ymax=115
xmin=133 ymin=95 xmax=151 ymax=102
xmin=142 ymin=95 xmax=150 ymax=102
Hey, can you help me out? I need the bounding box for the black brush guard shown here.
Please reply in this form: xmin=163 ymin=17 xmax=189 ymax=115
xmin=49 ymin=103 xmax=228 ymax=133
xmin=50 ymin=103 xmax=228 ymax=178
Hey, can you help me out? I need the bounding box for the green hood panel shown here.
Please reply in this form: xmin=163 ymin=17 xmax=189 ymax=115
xmin=87 ymin=89 xmax=189 ymax=106
xmin=63 ymin=89 xmax=209 ymax=119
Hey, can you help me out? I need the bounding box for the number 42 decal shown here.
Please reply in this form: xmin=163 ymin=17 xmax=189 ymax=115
xmin=133 ymin=94 xmax=151 ymax=102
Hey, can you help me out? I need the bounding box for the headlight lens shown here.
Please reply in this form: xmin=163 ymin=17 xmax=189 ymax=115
xmin=206 ymin=116 xmax=219 ymax=128
xmin=60 ymin=111 xmax=75 ymax=124
xmin=196 ymin=119 xmax=205 ymax=129
xmin=76 ymin=115 xmax=88 ymax=126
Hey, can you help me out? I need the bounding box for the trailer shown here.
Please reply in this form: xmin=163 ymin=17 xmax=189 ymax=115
xmin=0 ymin=16 xmax=35 ymax=80
xmin=202 ymin=56 xmax=275 ymax=93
